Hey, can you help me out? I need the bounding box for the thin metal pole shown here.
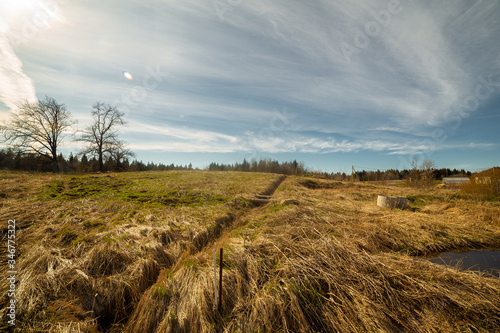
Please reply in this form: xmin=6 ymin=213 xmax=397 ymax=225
xmin=213 ymin=249 xmax=217 ymax=310
xmin=218 ymin=247 xmax=223 ymax=311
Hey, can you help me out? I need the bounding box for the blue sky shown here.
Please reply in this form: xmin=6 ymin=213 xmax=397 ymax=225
xmin=0 ymin=0 xmax=499 ymax=173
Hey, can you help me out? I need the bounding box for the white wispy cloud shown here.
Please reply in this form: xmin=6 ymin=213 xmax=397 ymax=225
xmin=123 ymin=122 xmax=497 ymax=156
xmin=0 ymin=23 xmax=37 ymax=111
xmin=126 ymin=122 xmax=238 ymax=143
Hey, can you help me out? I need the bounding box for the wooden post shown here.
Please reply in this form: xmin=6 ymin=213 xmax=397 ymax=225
xmin=218 ymin=247 xmax=223 ymax=311
xmin=213 ymin=249 xmax=217 ymax=310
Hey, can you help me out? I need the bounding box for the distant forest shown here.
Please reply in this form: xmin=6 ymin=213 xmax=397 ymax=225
xmin=0 ymin=148 xmax=472 ymax=181
xmin=0 ymin=97 xmax=476 ymax=181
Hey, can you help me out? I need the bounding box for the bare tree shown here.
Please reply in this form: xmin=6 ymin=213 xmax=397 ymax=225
xmin=410 ymin=155 xmax=419 ymax=170
xmin=0 ymin=96 xmax=75 ymax=172
xmin=408 ymin=155 xmax=420 ymax=183
xmin=110 ymin=142 xmax=135 ymax=171
xmin=78 ymin=102 xmax=132 ymax=171
xmin=420 ymin=159 xmax=436 ymax=172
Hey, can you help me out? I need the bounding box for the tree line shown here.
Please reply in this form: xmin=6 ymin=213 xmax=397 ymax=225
xmin=0 ymin=148 xmax=194 ymax=173
xmin=0 ymin=96 xmax=475 ymax=178
xmin=0 ymin=96 xmax=133 ymax=172
xmin=207 ymin=159 xmax=471 ymax=180
xmin=350 ymin=168 xmax=471 ymax=182
xmin=208 ymin=158 xmax=307 ymax=175
xmin=0 ymin=146 xmax=472 ymax=180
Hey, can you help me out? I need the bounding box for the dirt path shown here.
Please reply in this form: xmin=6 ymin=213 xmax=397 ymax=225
xmin=190 ymin=175 xmax=287 ymax=252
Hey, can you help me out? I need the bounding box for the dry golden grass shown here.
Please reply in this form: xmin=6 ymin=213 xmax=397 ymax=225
xmin=1 ymin=171 xmax=500 ymax=332
xmin=127 ymin=227 xmax=500 ymax=332
xmin=268 ymin=177 xmax=500 ymax=255
xmin=0 ymin=171 xmax=281 ymax=331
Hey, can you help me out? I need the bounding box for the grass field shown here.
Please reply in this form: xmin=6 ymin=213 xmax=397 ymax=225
xmin=1 ymin=171 xmax=500 ymax=332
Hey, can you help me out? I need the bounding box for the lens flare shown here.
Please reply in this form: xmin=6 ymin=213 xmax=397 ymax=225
xmin=122 ymin=71 xmax=133 ymax=80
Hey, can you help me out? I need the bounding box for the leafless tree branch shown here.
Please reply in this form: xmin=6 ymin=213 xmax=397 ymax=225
xmin=0 ymin=96 xmax=76 ymax=172
xmin=77 ymin=102 xmax=132 ymax=171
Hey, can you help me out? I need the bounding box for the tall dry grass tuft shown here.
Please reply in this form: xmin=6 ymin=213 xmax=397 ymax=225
xmin=125 ymin=270 xmax=181 ymax=333
xmin=14 ymin=246 xmax=73 ymax=319
xmin=83 ymin=243 xmax=134 ymax=277
xmin=17 ymin=319 xmax=100 ymax=333
xmin=125 ymin=225 xmax=500 ymax=332
xmin=49 ymin=321 xmax=100 ymax=333
xmin=3 ymin=240 xmax=176 ymax=332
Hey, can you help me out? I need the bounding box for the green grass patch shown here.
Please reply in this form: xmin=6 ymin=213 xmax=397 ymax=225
xmin=152 ymin=285 xmax=174 ymax=299
xmin=267 ymin=202 xmax=286 ymax=213
xmin=407 ymin=194 xmax=436 ymax=206
xmin=38 ymin=171 xmax=279 ymax=209
xmin=82 ymin=220 xmax=103 ymax=229
xmin=184 ymin=258 xmax=197 ymax=268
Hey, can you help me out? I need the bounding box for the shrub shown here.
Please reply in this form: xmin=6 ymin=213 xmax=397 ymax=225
xmin=461 ymin=167 xmax=500 ymax=200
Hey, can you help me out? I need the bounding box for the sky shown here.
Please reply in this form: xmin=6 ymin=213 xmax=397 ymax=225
xmin=0 ymin=0 xmax=499 ymax=173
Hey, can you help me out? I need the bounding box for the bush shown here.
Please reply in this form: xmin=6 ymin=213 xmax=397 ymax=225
xmin=461 ymin=167 xmax=500 ymax=200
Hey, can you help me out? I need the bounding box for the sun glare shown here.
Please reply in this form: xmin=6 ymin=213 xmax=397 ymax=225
xmin=0 ymin=0 xmax=40 ymax=18
xmin=0 ymin=0 xmax=64 ymax=31
xmin=123 ymin=71 xmax=133 ymax=80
